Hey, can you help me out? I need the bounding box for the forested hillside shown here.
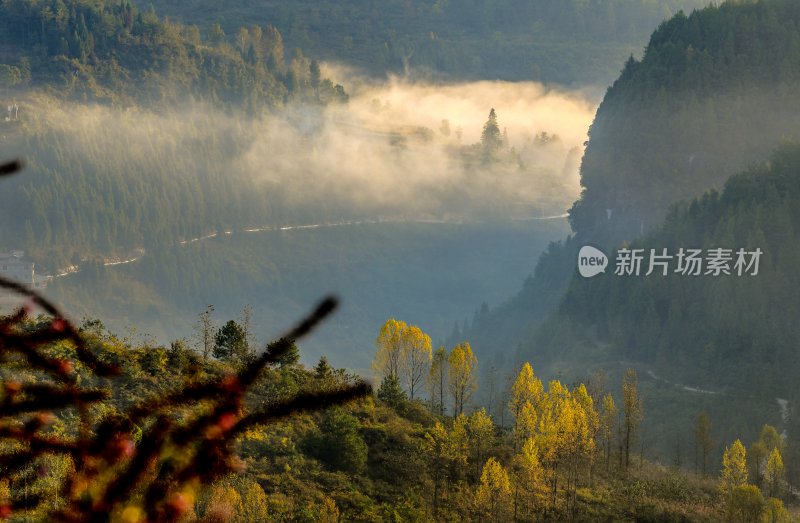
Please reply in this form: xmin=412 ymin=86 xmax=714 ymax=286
xmin=460 ymin=0 xmax=800 ymax=371
xmin=518 ymin=144 xmax=800 ymax=493
xmin=0 ymin=0 xmax=345 ymax=107
xmin=0 ymin=1 xmax=590 ymax=372
xmin=0 ymin=298 xmax=770 ymax=522
xmin=570 ymin=0 xmax=800 ymax=245
xmin=148 ymin=0 xmax=712 ymax=85
xmin=537 ymin=145 xmax=800 ymax=398
xmin=3 ymin=0 xmax=800 ymax=519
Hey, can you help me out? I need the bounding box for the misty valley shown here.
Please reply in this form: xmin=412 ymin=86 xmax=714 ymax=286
xmin=47 ymin=220 xmax=571 ymax=372
xmin=2 ymin=0 xmax=800 ymax=521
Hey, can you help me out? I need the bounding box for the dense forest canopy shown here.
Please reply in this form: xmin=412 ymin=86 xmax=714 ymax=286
xmin=148 ymin=0 xmax=713 ymax=85
xmin=569 ymin=0 xmax=800 ymax=245
xmin=462 ymin=0 xmax=800 ymax=376
xmin=541 ymin=144 xmax=800 ymax=397
xmin=0 ymin=0 xmax=346 ymax=107
xmin=520 ymin=144 xmax=800 ymax=484
xmin=2 ymin=0 xmax=800 ymax=520
xmin=461 ymin=1 xmax=800 ymax=478
xmin=0 ymin=283 xmax=787 ymax=521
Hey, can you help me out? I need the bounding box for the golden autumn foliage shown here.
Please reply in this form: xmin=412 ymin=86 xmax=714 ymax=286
xmin=318 ymin=496 xmax=340 ymax=523
xmin=475 ymin=457 xmax=511 ymax=522
xmin=513 ymin=437 xmax=546 ymax=520
xmin=423 ymin=419 xmax=468 ymax=513
xmin=202 ymin=484 xmax=241 ymax=521
xmin=526 ymin=379 xmax=599 ymax=513
xmin=450 ymin=414 xmax=470 ymax=470
xmin=765 ymin=447 xmax=784 ymax=499
xmin=373 ymin=319 xmax=407 ymax=381
xmin=509 ymin=362 xmax=544 ymax=449
xmin=401 ymin=325 xmax=433 ymax=400
xmin=447 ymin=342 xmax=477 ymax=416
xmin=373 ymin=319 xmax=433 ymax=399
xmin=721 ymin=439 xmax=749 ymax=496
xmin=467 ymin=408 xmax=495 ymax=480
xmin=764 ymin=497 xmax=790 ymax=523
xmin=515 ymin=401 xmax=538 ymax=447
xmin=600 ymin=393 xmax=617 ymax=470
xmin=729 ymin=484 xmax=763 ymax=523
xmin=509 ymin=362 xmax=544 ymax=419
xmin=235 ymin=479 xmax=269 ymax=523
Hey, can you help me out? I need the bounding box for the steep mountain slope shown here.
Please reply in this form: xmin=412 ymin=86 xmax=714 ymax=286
xmin=537 ymin=145 xmax=800 ymax=398
xmin=570 ymin=0 xmax=800 ymax=245
xmin=462 ymin=0 xmax=800 ymax=368
xmin=526 ymin=144 xmax=800 ymax=470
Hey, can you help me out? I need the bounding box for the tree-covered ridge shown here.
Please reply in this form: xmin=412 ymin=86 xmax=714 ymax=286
xmin=0 ymin=298 xmax=738 ymax=521
xmin=0 ymin=162 xmax=780 ymax=519
xmin=458 ymin=0 xmax=800 ymax=374
xmin=0 ymin=0 xmax=346 ymax=107
xmin=539 ymin=144 xmax=800 ymax=399
xmin=569 ymin=0 xmax=800 ymax=245
xmin=148 ymin=0 xmax=711 ymax=85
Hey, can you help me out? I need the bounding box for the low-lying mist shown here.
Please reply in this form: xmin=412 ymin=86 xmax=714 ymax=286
xmin=5 ymin=70 xmax=597 ymax=368
xmin=16 ymin=72 xmax=597 ymax=233
xmin=242 ymin=75 xmax=596 ymax=219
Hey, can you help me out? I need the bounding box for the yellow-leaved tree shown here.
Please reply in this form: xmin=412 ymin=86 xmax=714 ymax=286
xmin=319 ymin=496 xmax=340 ymax=523
xmin=721 ymin=439 xmax=749 ymax=494
xmin=373 ymin=319 xmax=407 ymax=381
xmin=202 ymin=483 xmax=242 ymax=522
xmin=534 ymin=380 xmax=569 ymax=511
xmin=450 ymin=413 xmax=470 ymax=480
xmin=516 ymin=401 xmax=538 ymax=447
xmin=748 ymin=424 xmax=784 ymax=490
xmin=467 ymin=408 xmax=495 ymax=480
xmin=531 ymin=379 xmax=597 ymax=513
xmin=401 ymin=325 xmax=432 ymax=400
xmin=423 ymin=417 xmax=469 ymax=514
xmin=560 ymin=392 xmax=595 ymax=515
xmin=509 ymin=362 xmax=544 ymax=450
xmin=512 ymin=437 xmax=546 ymax=521
xmin=573 ymin=384 xmax=598 ymax=438
xmin=475 ymin=457 xmax=511 ymax=522
xmin=766 ymin=447 xmax=784 ymax=499
xmin=720 ymin=439 xmax=749 ymax=519
xmin=764 ymin=497 xmax=790 ymax=523
xmin=423 ymin=421 xmax=452 ymax=515
xmin=233 ymin=478 xmax=269 ymax=523
xmin=571 ymin=384 xmax=599 ymax=484
xmin=447 ymin=342 xmax=478 ymax=416
xmin=729 ymin=484 xmax=763 ymax=522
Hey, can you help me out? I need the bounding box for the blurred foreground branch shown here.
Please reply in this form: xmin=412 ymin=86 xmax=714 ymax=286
xmin=0 ymin=158 xmax=371 ymax=522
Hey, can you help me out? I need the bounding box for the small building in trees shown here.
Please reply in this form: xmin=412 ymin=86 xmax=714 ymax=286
xmin=0 ymin=251 xmax=49 ymax=289
xmin=0 ymin=251 xmax=51 ymax=309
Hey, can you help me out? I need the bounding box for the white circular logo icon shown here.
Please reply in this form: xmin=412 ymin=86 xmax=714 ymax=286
xmin=578 ymin=246 xmax=608 ymax=278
